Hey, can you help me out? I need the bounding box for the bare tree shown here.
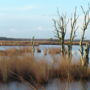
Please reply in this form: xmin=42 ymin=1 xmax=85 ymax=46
xmin=53 ymin=11 xmax=68 ymax=55
xmin=32 ymin=36 xmax=35 ymax=55
xmin=53 ymin=5 xmax=90 ymax=66
xmin=79 ymin=5 xmax=90 ymax=66
xmin=83 ymin=43 xmax=90 ymax=66
xmin=68 ymin=8 xmax=78 ymax=59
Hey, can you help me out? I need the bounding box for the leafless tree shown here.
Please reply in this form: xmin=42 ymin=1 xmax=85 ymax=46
xmin=79 ymin=5 xmax=90 ymax=66
xmin=53 ymin=11 xmax=68 ymax=55
xmin=68 ymin=8 xmax=78 ymax=59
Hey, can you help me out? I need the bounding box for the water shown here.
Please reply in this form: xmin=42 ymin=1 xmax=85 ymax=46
xmin=0 ymin=45 xmax=90 ymax=90
xmin=0 ymin=46 xmax=25 ymax=50
xmin=0 ymin=45 xmax=90 ymax=64
xmin=34 ymin=45 xmax=90 ymax=64
xmin=44 ymin=79 xmax=90 ymax=90
xmin=0 ymin=82 xmax=34 ymax=90
xmin=0 ymin=80 xmax=90 ymax=90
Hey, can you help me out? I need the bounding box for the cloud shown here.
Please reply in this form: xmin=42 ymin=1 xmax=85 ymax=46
xmin=37 ymin=26 xmax=44 ymax=31
xmin=15 ymin=5 xmax=34 ymax=11
xmin=0 ymin=5 xmax=34 ymax=11
xmin=9 ymin=28 xmax=15 ymax=31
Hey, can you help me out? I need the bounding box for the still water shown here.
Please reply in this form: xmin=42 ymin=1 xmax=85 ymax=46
xmin=0 ymin=45 xmax=82 ymax=63
xmin=0 ymin=45 xmax=90 ymax=90
xmin=0 ymin=80 xmax=90 ymax=90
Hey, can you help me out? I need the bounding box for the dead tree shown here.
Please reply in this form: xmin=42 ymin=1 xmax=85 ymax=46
xmin=83 ymin=43 xmax=90 ymax=66
xmin=80 ymin=5 xmax=90 ymax=66
xmin=32 ymin=36 xmax=35 ymax=54
xmin=68 ymin=8 xmax=78 ymax=60
xmin=53 ymin=12 xmax=68 ymax=55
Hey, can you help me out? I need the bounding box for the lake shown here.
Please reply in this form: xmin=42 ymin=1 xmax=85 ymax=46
xmin=0 ymin=79 xmax=90 ymax=90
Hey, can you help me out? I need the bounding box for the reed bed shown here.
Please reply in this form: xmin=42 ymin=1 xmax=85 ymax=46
xmin=0 ymin=47 xmax=90 ymax=86
xmin=48 ymin=48 xmax=61 ymax=55
xmin=0 ymin=40 xmax=89 ymax=46
xmin=0 ymin=47 xmax=32 ymax=56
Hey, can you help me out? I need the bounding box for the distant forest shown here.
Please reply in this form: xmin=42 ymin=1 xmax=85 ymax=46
xmin=0 ymin=37 xmax=90 ymax=42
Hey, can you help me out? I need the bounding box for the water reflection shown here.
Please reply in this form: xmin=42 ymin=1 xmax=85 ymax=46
xmin=0 ymin=82 xmax=34 ymax=90
xmin=0 ymin=80 xmax=89 ymax=90
xmin=44 ymin=79 xmax=90 ymax=90
xmin=80 ymin=81 xmax=88 ymax=90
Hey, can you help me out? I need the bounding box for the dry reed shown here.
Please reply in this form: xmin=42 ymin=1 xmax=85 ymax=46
xmin=0 ymin=47 xmax=90 ymax=86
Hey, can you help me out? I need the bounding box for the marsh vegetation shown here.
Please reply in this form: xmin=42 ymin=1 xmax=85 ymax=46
xmin=0 ymin=4 xmax=90 ymax=90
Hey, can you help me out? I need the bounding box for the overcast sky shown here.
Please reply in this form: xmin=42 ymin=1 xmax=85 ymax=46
xmin=0 ymin=0 xmax=90 ymax=39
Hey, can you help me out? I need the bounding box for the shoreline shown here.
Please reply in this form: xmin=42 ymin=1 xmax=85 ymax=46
xmin=0 ymin=40 xmax=89 ymax=46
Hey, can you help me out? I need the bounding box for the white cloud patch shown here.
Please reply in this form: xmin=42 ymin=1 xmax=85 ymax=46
xmin=0 ymin=5 xmax=34 ymax=11
xmin=17 ymin=5 xmax=34 ymax=11
xmin=9 ymin=28 xmax=15 ymax=31
xmin=9 ymin=28 xmax=17 ymax=33
xmin=37 ymin=26 xmax=44 ymax=31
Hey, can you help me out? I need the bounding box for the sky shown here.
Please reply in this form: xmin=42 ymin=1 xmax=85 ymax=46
xmin=0 ymin=0 xmax=90 ymax=39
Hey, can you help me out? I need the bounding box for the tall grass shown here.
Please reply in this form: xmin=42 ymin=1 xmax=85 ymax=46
xmin=0 ymin=47 xmax=90 ymax=85
xmin=0 ymin=47 xmax=32 ymax=56
xmin=48 ymin=48 xmax=61 ymax=55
